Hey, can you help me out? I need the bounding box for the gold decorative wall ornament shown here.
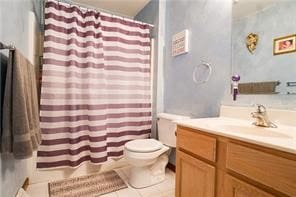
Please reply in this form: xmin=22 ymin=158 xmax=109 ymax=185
xmin=246 ymin=33 xmax=259 ymax=54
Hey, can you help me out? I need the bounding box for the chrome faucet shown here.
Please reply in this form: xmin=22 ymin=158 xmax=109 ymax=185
xmin=251 ymin=104 xmax=277 ymax=128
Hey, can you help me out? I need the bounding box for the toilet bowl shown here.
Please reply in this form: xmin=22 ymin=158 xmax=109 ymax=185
xmin=124 ymin=113 xmax=190 ymax=188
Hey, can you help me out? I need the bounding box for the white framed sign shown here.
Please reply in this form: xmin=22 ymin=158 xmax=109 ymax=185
xmin=172 ymin=29 xmax=189 ymax=57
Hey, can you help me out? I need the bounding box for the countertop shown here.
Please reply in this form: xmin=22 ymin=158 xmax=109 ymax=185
xmin=175 ymin=117 xmax=296 ymax=154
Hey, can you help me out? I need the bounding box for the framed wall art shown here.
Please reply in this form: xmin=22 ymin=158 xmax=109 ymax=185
xmin=273 ymin=34 xmax=296 ymax=55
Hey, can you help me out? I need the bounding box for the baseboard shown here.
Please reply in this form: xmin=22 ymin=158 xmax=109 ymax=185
xmin=167 ymin=162 xmax=175 ymax=172
xmin=22 ymin=177 xmax=30 ymax=191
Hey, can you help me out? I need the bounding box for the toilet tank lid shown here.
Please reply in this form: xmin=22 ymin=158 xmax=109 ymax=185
xmin=157 ymin=113 xmax=190 ymax=121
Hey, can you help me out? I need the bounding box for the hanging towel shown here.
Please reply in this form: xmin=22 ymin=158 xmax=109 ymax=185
xmin=1 ymin=49 xmax=41 ymax=159
xmin=238 ymin=81 xmax=280 ymax=94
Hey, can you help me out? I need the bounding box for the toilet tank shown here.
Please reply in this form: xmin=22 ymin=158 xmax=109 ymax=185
xmin=157 ymin=113 xmax=190 ymax=147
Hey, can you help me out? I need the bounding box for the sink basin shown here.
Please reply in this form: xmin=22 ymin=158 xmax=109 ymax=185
xmin=219 ymin=125 xmax=293 ymax=138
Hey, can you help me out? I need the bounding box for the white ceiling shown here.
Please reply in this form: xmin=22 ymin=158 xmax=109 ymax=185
xmin=73 ymin=0 xmax=151 ymax=18
xmin=233 ymin=0 xmax=276 ymax=19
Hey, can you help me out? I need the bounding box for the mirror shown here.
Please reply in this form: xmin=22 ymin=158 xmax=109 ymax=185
xmin=232 ymin=0 xmax=296 ymax=95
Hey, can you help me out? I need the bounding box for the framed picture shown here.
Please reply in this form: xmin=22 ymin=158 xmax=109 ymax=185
xmin=273 ymin=34 xmax=296 ymax=55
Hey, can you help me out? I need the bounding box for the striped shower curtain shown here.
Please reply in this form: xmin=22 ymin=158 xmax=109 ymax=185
xmin=37 ymin=0 xmax=151 ymax=168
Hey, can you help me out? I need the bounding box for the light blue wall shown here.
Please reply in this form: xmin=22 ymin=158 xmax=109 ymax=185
xmin=162 ymin=0 xmax=232 ymax=165
xmin=135 ymin=0 xmax=159 ymax=39
xmin=0 ymin=1 xmax=38 ymax=196
xmin=232 ymin=2 xmax=296 ymax=93
xmin=135 ymin=0 xmax=160 ymax=138
xmin=223 ymin=1 xmax=296 ymax=110
xmin=122 ymin=0 xmax=233 ymax=165
xmin=164 ymin=0 xmax=232 ymax=118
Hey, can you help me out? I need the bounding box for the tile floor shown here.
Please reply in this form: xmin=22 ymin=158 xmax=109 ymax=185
xmin=27 ymin=166 xmax=175 ymax=197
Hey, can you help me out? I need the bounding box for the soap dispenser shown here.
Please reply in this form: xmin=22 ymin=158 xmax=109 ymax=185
xmin=231 ymin=74 xmax=240 ymax=101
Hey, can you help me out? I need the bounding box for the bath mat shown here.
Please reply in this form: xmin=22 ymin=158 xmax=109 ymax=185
xmin=48 ymin=170 xmax=127 ymax=197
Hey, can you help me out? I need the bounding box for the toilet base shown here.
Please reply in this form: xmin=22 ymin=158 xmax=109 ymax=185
xmin=128 ymin=154 xmax=169 ymax=188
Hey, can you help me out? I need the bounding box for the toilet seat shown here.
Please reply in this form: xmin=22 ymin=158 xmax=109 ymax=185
xmin=125 ymin=139 xmax=163 ymax=153
xmin=124 ymin=142 xmax=169 ymax=161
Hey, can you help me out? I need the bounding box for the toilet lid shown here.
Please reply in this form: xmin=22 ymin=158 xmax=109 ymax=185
xmin=125 ymin=139 xmax=163 ymax=153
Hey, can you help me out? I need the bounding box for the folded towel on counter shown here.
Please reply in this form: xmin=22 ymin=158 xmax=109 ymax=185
xmin=1 ymin=49 xmax=41 ymax=159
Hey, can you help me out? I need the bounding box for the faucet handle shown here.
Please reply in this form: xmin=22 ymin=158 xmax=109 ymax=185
xmin=256 ymin=104 xmax=266 ymax=113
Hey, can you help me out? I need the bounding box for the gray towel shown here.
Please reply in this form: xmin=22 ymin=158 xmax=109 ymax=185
xmin=1 ymin=49 xmax=41 ymax=159
xmin=238 ymin=81 xmax=280 ymax=94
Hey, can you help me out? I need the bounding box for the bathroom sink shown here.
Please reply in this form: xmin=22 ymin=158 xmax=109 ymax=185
xmin=176 ymin=118 xmax=296 ymax=140
xmin=218 ymin=124 xmax=293 ymax=138
xmin=176 ymin=117 xmax=296 ymax=154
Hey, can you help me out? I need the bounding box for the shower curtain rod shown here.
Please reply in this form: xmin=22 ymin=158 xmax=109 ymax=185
xmin=54 ymin=0 xmax=154 ymax=28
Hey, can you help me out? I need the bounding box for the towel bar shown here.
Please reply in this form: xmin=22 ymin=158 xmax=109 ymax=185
xmin=0 ymin=42 xmax=15 ymax=50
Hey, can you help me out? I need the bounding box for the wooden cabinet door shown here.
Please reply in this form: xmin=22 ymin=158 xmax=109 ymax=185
xmin=223 ymin=174 xmax=274 ymax=197
xmin=227 ymin=143 xmax=296 ymax=196
xmin=176 ymin=150 xmax=215 ymax=197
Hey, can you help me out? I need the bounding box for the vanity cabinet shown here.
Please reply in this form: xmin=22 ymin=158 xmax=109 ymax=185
xmin=175 ymin=126 xmax=296 ymax=197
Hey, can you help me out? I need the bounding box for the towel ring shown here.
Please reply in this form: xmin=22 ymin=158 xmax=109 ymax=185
xmin=192 ymin=61 xmax=212 ymax=85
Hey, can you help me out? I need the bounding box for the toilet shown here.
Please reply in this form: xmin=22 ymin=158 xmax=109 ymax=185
xmin=124 ymin=113 xmax=190 ymax=188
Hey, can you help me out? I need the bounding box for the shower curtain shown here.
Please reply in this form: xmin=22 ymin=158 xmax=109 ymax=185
xmin=37 ymin=0 xmax=151 ymax=168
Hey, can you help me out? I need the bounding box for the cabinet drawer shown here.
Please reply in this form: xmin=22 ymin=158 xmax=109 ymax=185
xmin=177 ymin=127 xmax=216 ymax=162
xmin=223 ymin=174 xmax=274 ymax=197
xmin=226 ymin=143 xmax=296 ymax=196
